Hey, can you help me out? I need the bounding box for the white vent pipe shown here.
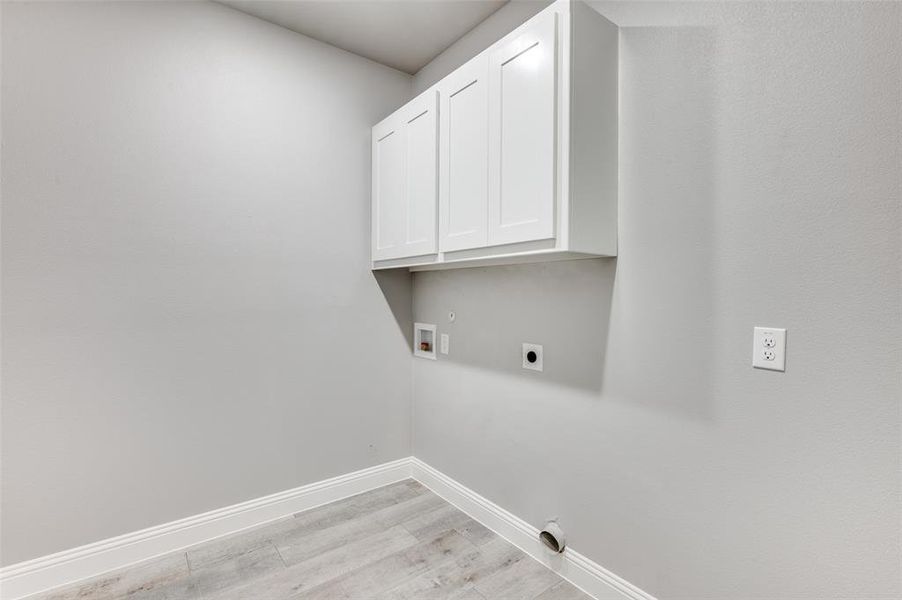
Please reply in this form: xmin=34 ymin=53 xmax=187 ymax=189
xmin=539 ymin=519 xmax=566 ymax=553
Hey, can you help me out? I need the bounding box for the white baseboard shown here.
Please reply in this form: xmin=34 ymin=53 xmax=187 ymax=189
xmin=409 ymin=458 xmax=656 ymax=600
xmin=1 ymin=457 xmax=654 ymax=600
xmin=0 ymin=458 xmax=412 ymax=600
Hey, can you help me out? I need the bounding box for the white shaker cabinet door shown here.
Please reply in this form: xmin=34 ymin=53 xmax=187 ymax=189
xmin=372 ymin=91 xmax=438 ymax=261
xmin=402 ymin=93 xmax=439 ymax=258
xmin=487 ymin=9 xmax=557 ymax=247
xmin=372 ymin=114 xmax=405 ymax=261
xmin=439 ymin=55 xmax=489 ymax=252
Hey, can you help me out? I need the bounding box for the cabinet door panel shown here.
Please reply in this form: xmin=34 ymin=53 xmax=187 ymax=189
xmin=371 ymin=92 xmax=438 ymax=262
xmin=372 ymin=120 xmax=405 ymax=261
xmin=404 ymin=102 xmax=438 ymax=257
xmin=488 ymin=10 xmax=557 ymax=246
xmin=439 ymin=56 xmax=489 ymax=252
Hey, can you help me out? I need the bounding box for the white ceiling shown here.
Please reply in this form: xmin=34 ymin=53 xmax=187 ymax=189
xmin=219 ymin=0 xmax=509 ymax=75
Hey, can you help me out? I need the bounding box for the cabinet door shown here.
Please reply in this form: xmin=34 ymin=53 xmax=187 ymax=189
xmin=372 ymin=114 xmax=405 ymax=261
xmin=439 ymin=55 xmax=489 ymax=252
xmin=487 ymin=10 xmax=557 ymax=247
xmin=402 ymin=92 xmax=439 ymax=258
xmin=372 ymin=91 xmax=438 ymax=261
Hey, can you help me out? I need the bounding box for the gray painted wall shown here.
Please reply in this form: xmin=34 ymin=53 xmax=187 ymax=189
xmin=0 ymin=1 xmax=413 ymax=565
xmin=411 ymin=2 xmax=901 ymax=598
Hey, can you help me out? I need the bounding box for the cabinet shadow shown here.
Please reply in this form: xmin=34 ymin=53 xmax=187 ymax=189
xmin=373 ymin=268 xmax=414 ymax=349
xmin=411 ymin=258 xmax=616 ymax=393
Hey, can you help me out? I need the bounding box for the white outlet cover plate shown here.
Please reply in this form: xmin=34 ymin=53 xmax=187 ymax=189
xmin=440 ymin=333 xmax=449 ymax=355
xmin=522 ymin=343 xmax=543 ymax=372
xmin=752 ymin=327 xmax=786 ymax=371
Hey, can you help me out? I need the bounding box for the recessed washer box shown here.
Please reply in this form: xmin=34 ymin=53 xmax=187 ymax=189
xmin=414 ymin=323 xmax=437 ymax=360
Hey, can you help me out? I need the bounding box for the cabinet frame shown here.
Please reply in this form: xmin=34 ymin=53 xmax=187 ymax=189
xmin=371 ymin=0 xmax=618 ymax=271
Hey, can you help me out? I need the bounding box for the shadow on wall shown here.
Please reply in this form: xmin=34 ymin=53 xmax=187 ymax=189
xmin=405 ymin=24 xmax=721 ymax=421
xmin=411 ymin=258 xmax=616 ymax=393
xmin=597 ymin=24 xmax=720 ymax=422
xmin=373 ymin=269 xmax=414 ymax=349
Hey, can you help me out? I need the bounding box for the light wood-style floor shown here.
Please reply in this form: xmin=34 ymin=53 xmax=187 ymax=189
xmin=31 ymin=479 xmax=590 ymax=600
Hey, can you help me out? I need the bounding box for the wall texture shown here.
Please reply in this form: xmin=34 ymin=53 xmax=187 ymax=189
xmin=412 ymin=2 xmax=901 ymax=598
xmin=0 ymin=1 xmax=412 ymax=565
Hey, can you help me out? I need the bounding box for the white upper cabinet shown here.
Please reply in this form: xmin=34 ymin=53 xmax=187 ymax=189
xmin=487 ymin=9 xmax=556 ymax=247
xmin=371 ymin=90 xmax=438 ymax=262
xmin=372 ymin=0 xmax=618 ymax=270
xmin=439 ymin=55 xmax=489 ymax=252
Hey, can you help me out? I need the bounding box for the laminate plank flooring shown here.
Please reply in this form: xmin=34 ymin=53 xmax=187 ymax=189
xmin=28 ymin=480 xmax=591 ymax=600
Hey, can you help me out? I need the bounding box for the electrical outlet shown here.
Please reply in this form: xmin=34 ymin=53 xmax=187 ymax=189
xmin=522 ymin=343 xmax=543 ymax=372
xmin=440 ymin=333 xmax=449 ymax=355
xmin=753 ymin=327 xmax=786 ymax=371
